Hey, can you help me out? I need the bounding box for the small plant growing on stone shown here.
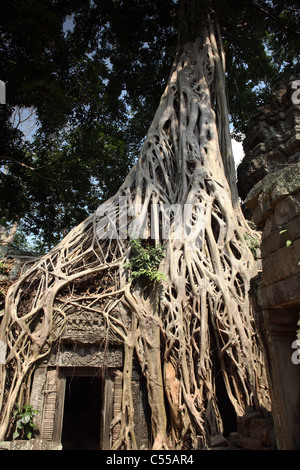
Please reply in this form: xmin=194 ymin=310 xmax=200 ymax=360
xmin=124 ymin=238 xmax=166 ymax=286
xmin=279 ymin=226 xmax=300 ymax=265
xmin=244 ymin=233 xmax=260 ymax=258
xmin=0 ymin=262 xmax=9 ymax=275
xmin=279 ymin=227 xmax=292 ymax=248
xmin=12 ymin=404 xmax=40 ymax=440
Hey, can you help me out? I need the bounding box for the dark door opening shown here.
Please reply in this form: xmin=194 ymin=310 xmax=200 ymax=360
xmin=61 ymin=375 xmax=102 ymax=450
xmin=215 ymin=366 xmax=237 ymax=437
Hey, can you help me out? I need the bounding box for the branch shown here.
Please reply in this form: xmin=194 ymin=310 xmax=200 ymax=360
xmin=253 ymin=2 xmax=300 ymax=35
xmin=0 ymin=156 xmax=72 ymax=183
xmin=1 ymin=155 xmax=45 ymax=172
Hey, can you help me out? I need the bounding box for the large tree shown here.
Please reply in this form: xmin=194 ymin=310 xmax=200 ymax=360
xmin=0 ymin=0 xmax=299 ymax=448
xmin=1 ymin=0 xmax=299 ymax=248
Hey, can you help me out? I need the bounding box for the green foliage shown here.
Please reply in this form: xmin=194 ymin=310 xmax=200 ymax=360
xmin=0 ymin=0 xmax=137 ymax=248
xmin=1 ymin=0 xmax=299 ymax=246
xmin=124 ymin=239 xmax=166 ymax=286
xmin=12 ymin=404 xmax=40 ymax=440
xmin=279 ymin=226 xmax=293 ymax=248
xmin=244 ymin=233 xmax=260 ymax=258
xmin=0 ymin=262 xmax=9 ymax=275
xmin=220 ymin=0 xmax=300 ymax=137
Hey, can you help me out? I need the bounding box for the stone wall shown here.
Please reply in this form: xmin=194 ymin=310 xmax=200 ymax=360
xmin=207 ymin=412 xmax=276 ymax=450
xmin=245 ymin=163 xmax=300 ymax=450
xmin=237 ymin=77 xmax=300 ymax=202
xmin=246 ymin=164 xmax=300 ymax=310
xmin=238 ymin=77 xmax=300 ymax=450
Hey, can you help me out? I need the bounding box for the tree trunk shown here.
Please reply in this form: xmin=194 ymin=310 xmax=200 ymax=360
xmin=0 ymin=222 xmax=18 ymax=246
xmin=0 ymin=8 xmax=270 ymax=447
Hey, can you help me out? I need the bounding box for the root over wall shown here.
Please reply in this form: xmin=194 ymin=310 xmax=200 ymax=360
xmin=0 ymin=18 xmax=270 ymax=449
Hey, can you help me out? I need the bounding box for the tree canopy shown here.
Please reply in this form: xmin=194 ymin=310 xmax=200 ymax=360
xmin=0 ymin=0 xmax=299 ymax=248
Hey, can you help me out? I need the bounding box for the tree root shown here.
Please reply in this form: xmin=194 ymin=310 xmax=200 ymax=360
xmin=0 ymin=18 xmax=270 ymax=448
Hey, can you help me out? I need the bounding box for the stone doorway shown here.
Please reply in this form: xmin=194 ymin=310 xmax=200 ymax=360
xmin=30 ymin=343 xmax=151 ymax=449
xmin=61 ymin=374 xmax=103 ymax=450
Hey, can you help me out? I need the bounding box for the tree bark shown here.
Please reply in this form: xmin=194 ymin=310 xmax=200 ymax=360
xmin=0 ymin=222 xmax=18 ymax=246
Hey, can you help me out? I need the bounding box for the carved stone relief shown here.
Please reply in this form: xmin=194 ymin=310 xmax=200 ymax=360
xmin=57 ymin=303 xmax=131 ymax=346
xmin=61 ymin=310 xmax=108 ymax=343
xmin=49 ymin=343 xmax=124 ymax=368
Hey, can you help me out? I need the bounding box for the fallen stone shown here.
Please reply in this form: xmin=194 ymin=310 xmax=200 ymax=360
xmin=240 ymin=436 xmax=263 ymax=451
xmin=209 ymin=434 xmax=228 ymax=448
xmin=249 ymin=417 xmax=274 ymax=442
xmin=228 ymin=432 xmax=242 ymax=449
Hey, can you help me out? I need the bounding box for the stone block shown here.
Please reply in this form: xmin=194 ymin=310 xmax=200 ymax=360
xmin=0 ymin=245 xmax=8 ymax=259
xmin=228 ymin=432 xmax=242 ymax=449
xmin=261 ymin=214 xmax=300 ymax=257
xmin=237 ymin=411 xmax=262 ymax=436
xmin=261 ymin=239 xmax=300 ymax=287
xmin=249 ymin=417 xmax=274 ymax=443
xmin=209 ymin=434 xmax=228 ymax=448
xmin=260 ymin=272 xmax=300 ymax=308
xmin=245 ymin=164 xmax=300 ymax=227
xmin=240 ymin=436 xmax=263 ymax=451
xmin=261 ymin=426 xmax=276 ymax=448
xmin=272 ymin=194 xmax=300 ymax=229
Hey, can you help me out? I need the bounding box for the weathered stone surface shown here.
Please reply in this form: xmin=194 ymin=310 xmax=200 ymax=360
xmin=261 ymin=240 xmax=300 ymax=287
xmin=227 ymin=432 xmax=242 ymax=449
xmin=232 ymin=413 xmax=276 ymax=450
xmin=240 ymin=436 xmax=263 ymax=451
xmin=209 ymin=434 xmax=228 ymax=448
xmin=244 ymin=165 xmax=300 ymax=309
xmin=270 ymin=192 xmax=300 ymax=229
xmin=261 ymin=214 xmax=300 ymax=255
xmin=259 ymin=273 xmax=300 ymax=308
xmin=237 ymin=411 xmax=264 ymax=437
xmin=0 ymin=246 xmax=8 ymax=259
xmin=237 ymin=77 xmax=300 ymax=450
xmin=261 ymin=424 xmax=276 ymax=448
xmin=245 ymin=164 xmax=300 ymax=227
xmin=237 ymin=77 xmax=300 ymax=202
xmin=49 ymin=342 xmax=124 ymax=368
xmin=249 ymin=417 xmax=274 ymax=444
xmin=0 ymin=439 xmax=62 ymax=450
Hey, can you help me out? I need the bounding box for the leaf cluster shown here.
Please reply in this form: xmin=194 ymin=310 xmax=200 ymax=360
xmin=124 ymin=239 xmax=166 ymax=286
xmin=12 ymin=404 xmax=40 ymax=440
xmin=0 ymin=0 xmax=137 ymax=248
xmin=217 ymin=0 xmax=300 ymax=137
